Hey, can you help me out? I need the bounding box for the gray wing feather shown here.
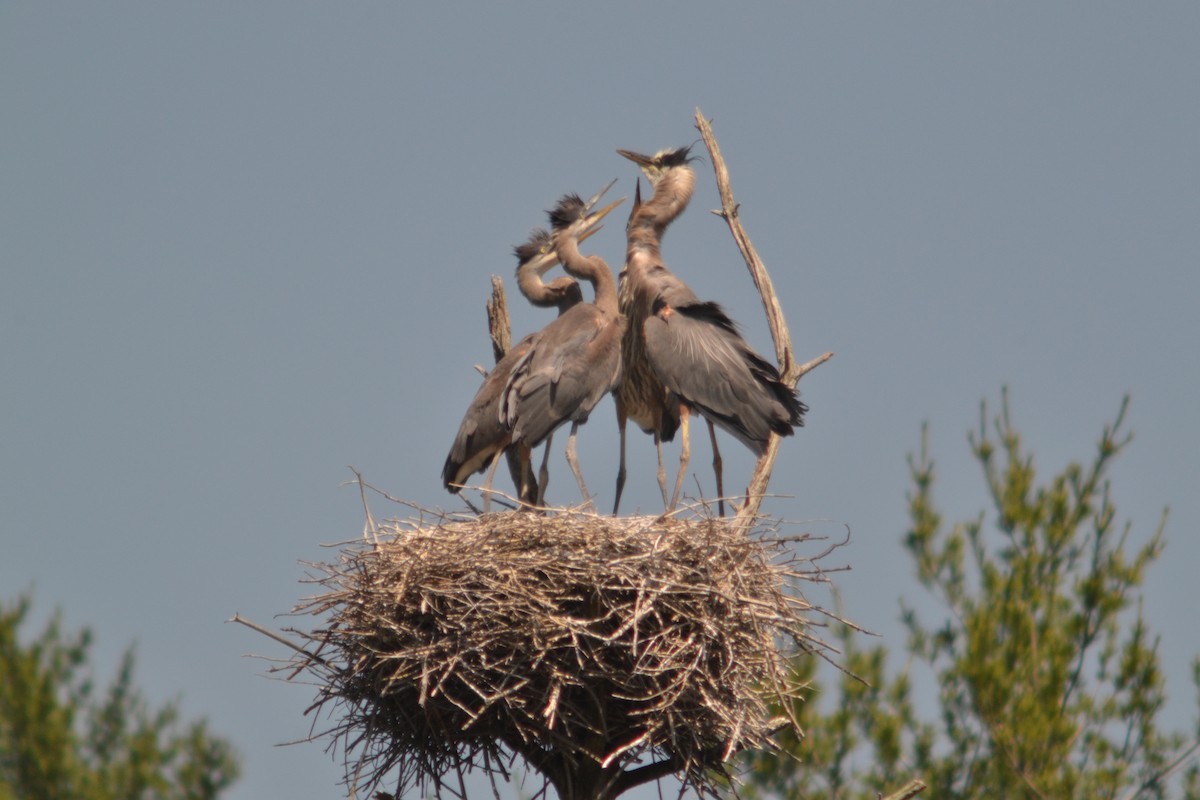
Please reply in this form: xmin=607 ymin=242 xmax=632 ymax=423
xmin=502 ymin=306 xmax=622 ymax=448
xmin=442 ymin=333 xmax=537 ymax=490
xmin=644 ymin=301 xmax=804 ymax=455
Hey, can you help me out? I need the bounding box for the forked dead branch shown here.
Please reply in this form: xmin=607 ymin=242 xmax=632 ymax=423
xmin=690 ymin=109 xmax=834 ymax=526
xmin=275 ymin=507 xmax=840 ymax=799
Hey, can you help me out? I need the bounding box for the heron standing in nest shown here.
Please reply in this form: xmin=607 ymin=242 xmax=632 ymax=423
xmin=500 ymin=187 xmax=626 ymax=509
xmin=613 ymin=146 xmax=806 ymax=516
xmin=442 ymin=188 xmax=612 ymax=509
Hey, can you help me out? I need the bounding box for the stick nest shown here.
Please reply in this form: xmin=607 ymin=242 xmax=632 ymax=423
xmin=284 ymin=510 xmax=831 ymax=798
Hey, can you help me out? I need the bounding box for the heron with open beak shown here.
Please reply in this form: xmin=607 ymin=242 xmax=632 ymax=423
xmin=442 ymin=183 xmax=618 ymax=509
xmin=500 ymin=186 xmax=626 ymax=508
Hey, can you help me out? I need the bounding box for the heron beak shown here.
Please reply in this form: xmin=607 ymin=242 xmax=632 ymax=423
xmin=580 ymin=196 xmax=626 ymax=238
xmin=617 ymin=148 xmax=666 ymax=184
xmin=528 ymin=248 xmax=561 ymax=275
xmin=616 ymin=148 xmax=655 ymax=168
xmin=583 ymin=178 xmax=619 ymax=213
xmin=531 ymin=220 xmax=604 ymax=276
xmin=577 ymin=224 xmax=602 ymax=246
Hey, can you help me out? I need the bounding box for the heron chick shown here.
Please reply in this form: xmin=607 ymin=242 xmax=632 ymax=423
xmin=442 ymin=184 xmax=622 ymax=510
xmin=499 ymin=187 xmax=626 ymax=509
xmin=614 ymin=145 xmax=805 ymax=516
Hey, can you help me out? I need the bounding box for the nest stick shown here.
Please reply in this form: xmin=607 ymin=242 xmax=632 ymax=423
xmin=274 ymin=510 xmax=831 ymax=799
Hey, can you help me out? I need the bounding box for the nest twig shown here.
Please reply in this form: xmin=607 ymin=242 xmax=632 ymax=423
xmin=267 ymin=506 xmax=839 ymax=799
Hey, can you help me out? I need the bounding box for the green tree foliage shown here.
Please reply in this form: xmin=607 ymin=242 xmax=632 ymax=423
xmin=743 ymin=393 xmax=1200 ymax=799
xmin=0 ymin=595 xmax=240 ymax=800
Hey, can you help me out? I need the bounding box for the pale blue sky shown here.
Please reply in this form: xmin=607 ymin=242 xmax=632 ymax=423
xmin=3 ymin=4 xmax=1198 ymax=799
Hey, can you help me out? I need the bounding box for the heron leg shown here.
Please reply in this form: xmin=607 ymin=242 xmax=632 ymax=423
xmin=508 ymin=441 xmax=537 ymax=507
xmin=669 ymin=405 xmax=691 ymax=512
xmin=613 ymin=402 xmax=628 ymax=516
xmin=707 ymin=420 xmax=725 ymax=517
xmin=564 ymin=421 xmax=592 ymax=509
xmin=536 ymin=432 xmax=554 ymax=508
xmin=655 ymin=433 xmax=668 ymax=507
xmin=516 ymin=442 xmax=536 ymax=508
xmin=481 ymin=449 xmax=504 ymax=513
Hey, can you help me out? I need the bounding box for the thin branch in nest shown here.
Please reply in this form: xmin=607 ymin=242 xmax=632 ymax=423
xmin=228 ymin=614 xmax=329 ymax=667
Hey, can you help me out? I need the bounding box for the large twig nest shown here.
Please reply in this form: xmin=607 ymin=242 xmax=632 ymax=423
xmin=283 ymin=508 xmax=834 ymax=799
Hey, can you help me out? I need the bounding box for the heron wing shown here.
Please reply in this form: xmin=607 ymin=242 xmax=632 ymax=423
xmin=441 ymin=335 xmax=536 ymax=490
xmin=643 ymin=300 xmax=804 ymax=455
xmin=502 ymin=307 xmax=622 ymax=448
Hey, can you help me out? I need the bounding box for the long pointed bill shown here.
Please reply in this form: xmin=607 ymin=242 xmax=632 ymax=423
xmin=532 ymin=193 xmax=623 ymax=273
xmin=616 ymin=148 xmax=655 ymax=168
xmin=583 ymin=178 xmax=619 ymax=213
xmin=617 ymin=148 xmax=665 ymax=184
xmin=579 ymin=196 xmax=626 ymax=239
xmin=577 ymin=222 xmax=603 ymax=246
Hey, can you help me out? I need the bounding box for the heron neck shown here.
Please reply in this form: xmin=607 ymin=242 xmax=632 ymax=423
xmin=554 ymin=235 xmax=619 ymax=316
xmin=517 ymin=266 xmax=563 ymax=309
xmin=631 ymin=165 xmax=694 ymax=237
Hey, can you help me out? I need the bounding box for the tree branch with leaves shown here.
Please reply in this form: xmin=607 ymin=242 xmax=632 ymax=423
xmin=741 ymin=391 xmax=1200 ymax=799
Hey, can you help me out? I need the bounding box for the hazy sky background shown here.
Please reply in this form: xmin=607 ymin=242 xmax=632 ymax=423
xmin=3 ymin=4 xmax=1198 ymax=799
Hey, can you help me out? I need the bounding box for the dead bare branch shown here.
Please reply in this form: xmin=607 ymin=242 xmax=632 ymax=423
xmin=693 ymin=108 xmax=833 ymax=528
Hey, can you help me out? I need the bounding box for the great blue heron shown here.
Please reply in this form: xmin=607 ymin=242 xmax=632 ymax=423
xmin=441 ymin=220 xmax=601 ymax=507
xmin=499 ymin=188 xmax=626 ymax=508
xmin=514 ymin=229 xmax=585 ymax=313
xmin=613 ymin=145 xmax=806 ymax=516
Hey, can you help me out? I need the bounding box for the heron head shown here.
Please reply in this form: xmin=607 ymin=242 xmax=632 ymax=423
xmin=548 ymin=180 xmax=626 ymax=240
xmin=515 ymin=228 xmax=588 ymax=309
xmin=514 ymin=219 xmax=608 ymax=279
xmin=616 ymin=145 xmax=696 ymax=186
xmin=513 ymin=228 xmax=557 ymax=276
